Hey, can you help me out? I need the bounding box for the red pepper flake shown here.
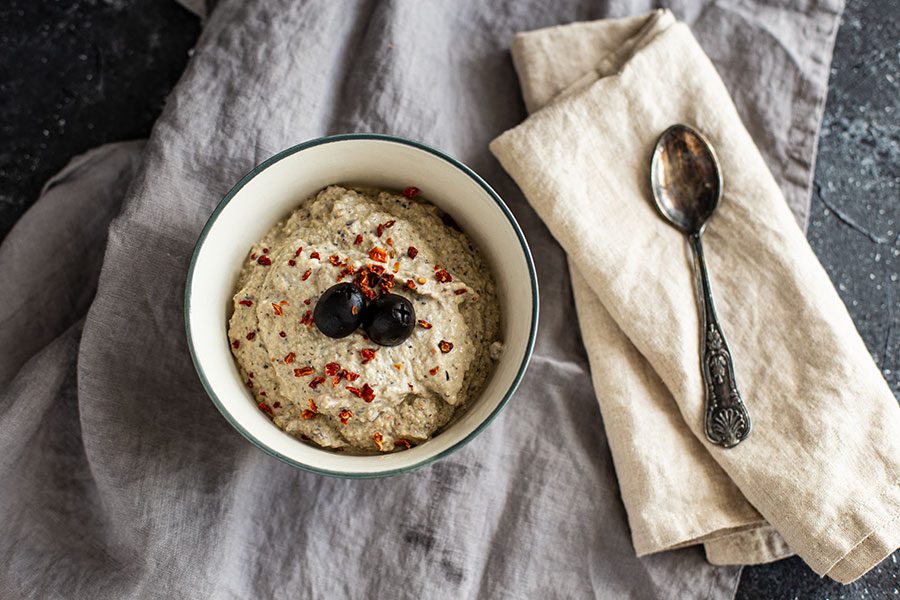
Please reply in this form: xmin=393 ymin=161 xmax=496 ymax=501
xmin=435 ymin=269 xmax=452 ymax=283
xmin=309 ymin=398 xmax=318 ymax=413
xmin=250 ymin=252 xmax=257 ymax=260
xmin=392 ymin=261 xmax=400 ymax=273
xmin=294 ymin=247 xmax=303 ymax=257
xmin=272 ymin=303 xmax=284 ymax=316
xmin=309 ymin=376 xmax=326 ymax=389
xmin=407 ymin=246 xmax=418 ymax=258
xmin=279 ymin=331 xmax=286 ymax=337
xmin=262 ymin=248 xmax=269 ymax=254
xmin=294 ymin=366 xmax=314 ymax=377
xmin=376 ymin=224 xmax=385 ymax=238
xmin=238 ymin=299 xmax=253 ymax=307
xmin=386 ymin=236 xmax=393 ymax=247
xmin=454 ymin=288 xmax=467 ymax=295
xmin=385 ymin=220 xmax=396 ymax=229
xmin=429 ymin=366 xmax=439 ymax=376
xmin=328 ymin=254 xmax=341 ymax=266
xmin=369 ymin=264 xmax=385 ymax=275
xmin=258 ymin=402 xmax=273 ymax=416
xmin=433 ymin=264 xmax=441 ymax=271
xmin=346 ymin=386 xmax=362 ymax=398
xmin=405 ymin=279 xmax=416 ymax=290
xmin=373 ymin=432 xmax=384 ymax=451
xmin=438 ymin=340 xmax=454 ymax=353
xmin=402 ymin=186 xmax=420 ymax=198
xmin=259 ymin=391 xmax=266 ymax=396
xmin=380 ymin=273 xmax=395 ymax=293
xmin=351 ymin=305 xmax=359 ymax=315
xmin=248 ymin=372 xmax=254 ymax=379
xmin=288 ymin=259 xmax=296 ymax=267
xmin=417 ymin=319 xmax=432 ymax=329
xmin=360 ymin=348 xmax=376 ymax=364
xmin=360 ymin=383 xmax=376 ymax=403
xmin=310 ymin=251 xmax=320 ymax=260
xmin=280 ymin=300 xmax=290 ymax=306
xmin=246 ymin=380 xmax=254 ymax=389
xmin=246 ymin=331 xmax=256 ymax=341
xmin=302 ymin=269 xmax=312 ymax=281
xmin=369 ymin=247 xmax=388 ymax=263
xmin=300 ymin=310 xmax=313 ymax=326
xmin=341 ymin=369 xmax=360 ymax=382
xmin=339 ymin=409 xmax=352 ymax=424
xmin=325 ymin=362 xmax=341 ymax=376
xmin=393 ymin=363 xmax=403 ymax=371
xmin=354 ymin=234 xmax=363 ymax=245
xmin=284 ymin=352 xmax=296 ymax=364
xmin=257 ymin=255 xmax=272 ymax=266
xmin=301 ymin=409 xmax=316 ymax=420
xmin=304 ymin=298 xmax=312 ymax=305
xmin=395 ymin=438 xmax=412 ymax=450
xmin=231 ymin=340 xmax=240 ymax=349
xmin=331 ymin=375 xmax=341 ymax=387
xmin=272 ymin=401 xmax=281 ymax=409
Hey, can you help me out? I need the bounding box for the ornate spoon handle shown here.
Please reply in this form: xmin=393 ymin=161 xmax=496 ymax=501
xmin=690 ymin=234 xmax=751 ymax=448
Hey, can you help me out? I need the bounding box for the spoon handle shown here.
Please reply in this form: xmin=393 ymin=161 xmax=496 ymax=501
xmin=690 ymin=234 xmax=751 ymax=448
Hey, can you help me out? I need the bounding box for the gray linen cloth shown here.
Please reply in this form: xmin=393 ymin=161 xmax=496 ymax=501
xmin=0 ymin=1 xmax=842 ymax=597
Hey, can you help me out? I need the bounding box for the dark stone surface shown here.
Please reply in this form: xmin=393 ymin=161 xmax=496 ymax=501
xmin=0 ymin=0 xmax=896 ymax=598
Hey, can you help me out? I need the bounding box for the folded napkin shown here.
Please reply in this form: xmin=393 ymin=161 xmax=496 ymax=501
xmin=491 ymin=10 xmax=900 ymax=583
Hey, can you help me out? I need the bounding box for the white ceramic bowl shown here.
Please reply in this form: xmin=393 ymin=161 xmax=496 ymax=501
xmin=185 ymin=134 xmax=538 ymax=477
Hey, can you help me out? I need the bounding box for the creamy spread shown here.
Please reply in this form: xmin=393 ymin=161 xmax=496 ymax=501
xmin=228 ymin=185 xmax=502 ymax=453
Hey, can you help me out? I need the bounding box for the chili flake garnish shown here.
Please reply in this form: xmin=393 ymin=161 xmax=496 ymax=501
xmin=341 ymin=369 xmax=360 ymax=382
xmin=324 ymin=362 xmax=341 ymax=376
xmin=417 ymin=319 xmax=432 ymax=329
xmin=369 ymin=247 xmax=388 ymax=263
xmin=294 ymin=366 xmax=314 ymax=377
xmin=429 ymin=366 xmax=439 ymax=376
xmin=435 ymin=268 xmax=452 ymax=283
xmin=310 ymin=251 xmax=320 ymax=260
xmin=392 ymin=261 xmax=400 ymax=273
xmin=393 ymin=363 xmax=403 ymax=371
xmin=369 ymin=264 xmax=385 ymax=275
xmin=351 ymin=305 xmax=359 ymax=315
xmin=272 ymin=303 xmax=284 ymax=316
xmin=231 ymin=340 xmax=240 ymax=349
xmin=302 ymin=269 xmax=312 ymax=281
xmin=284 ymin=352 xmax=296 ymax=364
xmin=279 ymin=331 xmax=286 ymax=337
xmin=238 ymin=299 xmax=253 ymax=307
xmin=304 ymin=298 xmax=312 ymax=305
xmin=395 ymin=438 xmax=412 ymax=450
xmin=294 ymin=247 xmax=303 ymax=257
xmin=407 ymin=246 xmax=418 ymax=258
xmin=339 ymin=409 xmax=352 ymax=424
xmin=402 ymin=186 xmax=419 ymax=198
xmin=272 ymin=401 xmax=281 ymax=409
xmin=386 ymin=237 xmax=394 ymax=248
xmin=262 ymin=248 xmax=269 ymax=254
xmin=438 ymin=340 xmax=454 ymax=353
xmin=309 ymin=376 xmax=326 ymax=389
xmin=361 ymin=384 xmax=375 ymax=402
xmin=301 ymin=409 xmax=316 ymax=420
xmin=376 ymin=224 xmax=384 ymax=237
xmin=328 ymin=255 xmax=341 ymax=266
xmin=454 ymin=288 xmax=467 ymax=295
xmin=258 ymin=402 xmax=273 ymax=416
xmin=300 ymin=310 xmax=313 ymax=326
xmin=250 ymin=252 xmax=257 ymax=260
xmin=406 ymin=279 xmax=416 ymax=290
xmin=346 ymin=386 xmax=362 ymax=398
xmin=373 ymin=432 xmax=384 ymax=451
xmin=257 ymin=255 xmax=272 ymax=266
xmin=354 ymin=234 xmax=363 ymax=245
xmin=360 ymin=348 xmax=376 ymax=363
xmin=246 ymin=331 xmax=256 ymax=341
xmin=248 ymin=372 xmax=254 ymax=379
xmin=288 ymin=259 xmax=296 ymax=267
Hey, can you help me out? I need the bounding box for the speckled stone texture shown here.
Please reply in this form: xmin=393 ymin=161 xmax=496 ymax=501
xmin=0 ymin=0 xmax=896 ymax=597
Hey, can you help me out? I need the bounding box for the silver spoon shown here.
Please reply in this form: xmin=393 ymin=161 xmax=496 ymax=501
xmin=649 ymin=124 xmax=751 ymax=448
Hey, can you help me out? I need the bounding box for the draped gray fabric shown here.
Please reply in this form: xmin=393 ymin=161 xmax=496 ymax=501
xmin=0 ymin=1 xmax=842 ymax=597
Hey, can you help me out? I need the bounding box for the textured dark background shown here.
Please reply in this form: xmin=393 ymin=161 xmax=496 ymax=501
xmin=0 ymin=0 xmax=897 ymax=597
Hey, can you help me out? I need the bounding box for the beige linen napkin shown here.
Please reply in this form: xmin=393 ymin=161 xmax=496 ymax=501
xmin=490 ymin=10 xmax=900 ymax=583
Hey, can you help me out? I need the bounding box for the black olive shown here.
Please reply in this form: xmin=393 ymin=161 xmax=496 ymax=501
xmin=313 ymin=283 xmax=366 ymax=338
xmin=362 ymin=294 xmax=416 ymax=346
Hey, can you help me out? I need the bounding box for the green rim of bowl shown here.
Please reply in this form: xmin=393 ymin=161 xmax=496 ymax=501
xmin=184 ymin=133 xmax=539 ymax=478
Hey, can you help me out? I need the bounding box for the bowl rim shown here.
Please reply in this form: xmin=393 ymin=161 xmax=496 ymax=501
xmin=184 ymin=133 xmax=539 ymax=478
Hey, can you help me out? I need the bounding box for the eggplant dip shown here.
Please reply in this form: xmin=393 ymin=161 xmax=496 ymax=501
xmin=228 ymin=185 xmax=502 ymax=454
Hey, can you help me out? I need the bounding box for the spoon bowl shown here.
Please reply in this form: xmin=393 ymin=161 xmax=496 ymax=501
xmin=650 ymin=124 xmax=722 ymax=235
